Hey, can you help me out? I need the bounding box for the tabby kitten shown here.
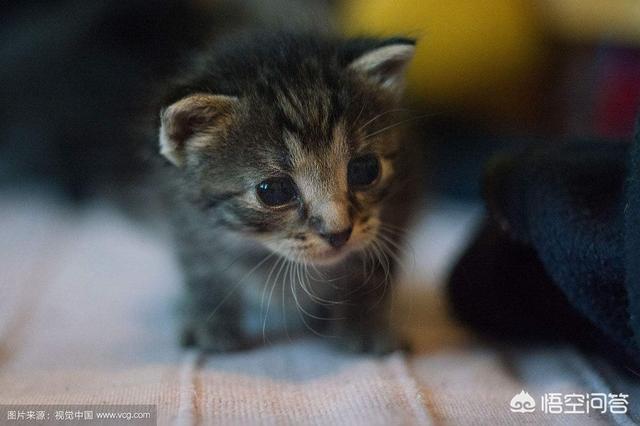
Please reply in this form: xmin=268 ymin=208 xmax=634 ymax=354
xmin=158 ymin=32 xmax=419 ymax=354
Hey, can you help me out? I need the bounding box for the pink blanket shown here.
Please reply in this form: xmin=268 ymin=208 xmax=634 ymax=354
xmin=0 ymin=194 xmax=626 ymax=425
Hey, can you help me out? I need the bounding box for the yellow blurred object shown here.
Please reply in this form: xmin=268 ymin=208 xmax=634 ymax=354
xmin=541 ymin=0 xmax=640 ymax=44
xmin=340 ymin=0 xmax=544 ymax=104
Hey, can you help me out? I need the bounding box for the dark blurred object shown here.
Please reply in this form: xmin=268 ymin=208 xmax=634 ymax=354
xmin=559 ymin=44 xmax=640 ymax=139
xmin=447 ymin=219 xmax=604 ymax=343
xmin=419 ymin=116 xmax=536 ymax=200
xmin=0 ymin=0 xmax=240 ymax=199
xmin=424 ymin=37 xmax=640 ymax=201
xmin=0 ymin=0 xmax=335 ymax=201
xmin=592 ymin=47 xmax=640 ymax=139
xmin=447 ymin=129 xmax=640 ymax=368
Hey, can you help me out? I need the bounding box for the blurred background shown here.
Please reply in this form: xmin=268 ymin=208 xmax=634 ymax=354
xmin=1 ymin=0 xmax=639 ymax=203
xmin=2 ymin=4 xmax=640 ymax=420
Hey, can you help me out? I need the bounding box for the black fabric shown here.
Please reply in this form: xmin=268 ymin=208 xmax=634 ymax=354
xmin=447 ymin=126 xmax=640 ymax=367
xmin=627 ymin=127 xmax=640 ymax=354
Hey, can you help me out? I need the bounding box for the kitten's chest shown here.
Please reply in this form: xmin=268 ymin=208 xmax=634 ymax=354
xmin=239 ymin=258 xmax=337 ymax=339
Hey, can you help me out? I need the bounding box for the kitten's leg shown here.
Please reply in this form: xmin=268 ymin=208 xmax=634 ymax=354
xmin=326 ymin=263 xmax=407 ymax=355
xmin=180 ymin=276 xmax=248 ymax=353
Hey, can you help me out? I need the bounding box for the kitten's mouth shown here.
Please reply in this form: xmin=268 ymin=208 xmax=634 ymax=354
xmin=301 ymin=240 xmax=369 ymax=265
xmin=312 ymin=247 xmax=348 ymax=262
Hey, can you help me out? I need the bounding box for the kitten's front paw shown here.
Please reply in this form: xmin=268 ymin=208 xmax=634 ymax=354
xmin=180 ymin=323 xmax=246 ymax=353
xmin=331 ymin=330 xmax=410 ymax=355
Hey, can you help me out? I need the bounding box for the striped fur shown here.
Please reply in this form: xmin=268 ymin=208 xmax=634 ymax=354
xmin=158 ymin=32 xmax=421 ymax=353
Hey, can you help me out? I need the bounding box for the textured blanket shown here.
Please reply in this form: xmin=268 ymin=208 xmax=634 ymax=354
xmin=0 ymin=194 xmax=636 ymax=425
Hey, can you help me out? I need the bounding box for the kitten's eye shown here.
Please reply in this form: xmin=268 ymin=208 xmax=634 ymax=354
xmin=348 ymin=154 xmax=380 ymax=187
xmin=256 ymin=177 xmax=298 ymax=206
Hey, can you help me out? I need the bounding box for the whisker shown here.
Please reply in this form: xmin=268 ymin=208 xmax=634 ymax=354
xmin=373 ymin=239 xmax=391 ymax=281
xmin=299 ymin=256 xmax=343 ymax=306
xmin=375 ymin=238 xmax=400 ymax=320
xmin=262 ymin=255 xmax=287 ymax=344
xmin=378 ymin=223 xmax=409 ymax=236
xmin=379 ymin=227 xmax=416 ymax=270
xmin=377 ymin=231 xmax=412 ymax=266
xmin=369 ymin=239 xmax=392 ymax=309
xmin=344 ymin=247 xmax=377 ymax=297
xmin=362 ymin=240 xmax=387 ymax=296
xmin=206 ymin=250 xmax=277 ymax=321
xmin=352 ymin=103 xmax=366 ymax=129
xmin=378 ymin=222 xmax=409 ymax=232
xmin=355 ymin=108 xmax=411 ymax=134
xmin=260 ymin=253 xmax=282 ymax=322
xmin=282 ymin=257 xmax=293 ymax=343
xmin=363 ymin=113 xmax=433 ymax=140
xmin=290 ymin=255 xmax=338 ymax=337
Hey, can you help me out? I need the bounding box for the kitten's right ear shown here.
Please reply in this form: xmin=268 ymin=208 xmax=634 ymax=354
xmin=346 ymin=38 xmax=416 ymax=95
xmin=159 ymin=94 xmax=238 ymax=167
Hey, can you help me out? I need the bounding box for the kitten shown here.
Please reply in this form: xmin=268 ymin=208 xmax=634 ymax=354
xmin=157 ymin=32 xmax=420 ymax=354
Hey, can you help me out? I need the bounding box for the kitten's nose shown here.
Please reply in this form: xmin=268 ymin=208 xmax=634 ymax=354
xmin=320 ymin=228 xmax=352 ymax=249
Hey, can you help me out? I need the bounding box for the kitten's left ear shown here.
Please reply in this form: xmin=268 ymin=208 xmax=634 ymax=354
xmin=347 ymin=38 xmax=416 ymax=94
xmin=159 ymin=94 xmax=238 ymax=167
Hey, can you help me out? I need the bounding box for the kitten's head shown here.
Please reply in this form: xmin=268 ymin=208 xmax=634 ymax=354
xmin=159 ymin=33 xmax=415 ymax=265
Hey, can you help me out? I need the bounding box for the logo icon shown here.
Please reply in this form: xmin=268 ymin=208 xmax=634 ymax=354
xmin=510 ymin=390 xmax=536 ymax=413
